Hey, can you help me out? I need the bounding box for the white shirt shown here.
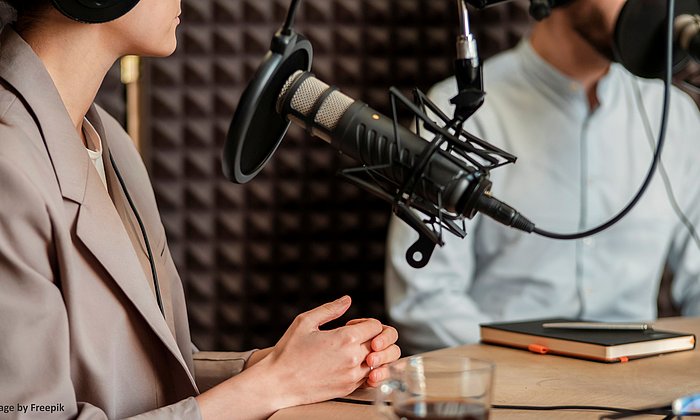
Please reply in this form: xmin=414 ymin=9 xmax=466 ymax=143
xmin=83 ymin=117 xmax=107 ymax=189
xmin=385 ymin=39 xmax=700 ymax=354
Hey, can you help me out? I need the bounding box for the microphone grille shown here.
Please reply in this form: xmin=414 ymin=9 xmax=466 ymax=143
xmin=315 ymin=90 xmax=354 ymax=131
xmin=293 ymin=75 xmax=331 ymax=116
xmin=278 ymin=70 xmax=354 ymax=131
xmin=277 ymin=70 xmax=303 ymax=110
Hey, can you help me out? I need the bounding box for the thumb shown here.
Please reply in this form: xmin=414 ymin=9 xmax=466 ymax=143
xmin=302 ymin=296 xmax=351 ymax=329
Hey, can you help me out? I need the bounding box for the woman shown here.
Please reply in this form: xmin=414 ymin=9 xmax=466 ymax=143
xmin=0 ymin=0 xmax=400 ymax=418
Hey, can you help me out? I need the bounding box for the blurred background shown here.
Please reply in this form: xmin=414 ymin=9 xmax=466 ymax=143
xmin=95 ymin=0 xmax=699 ymax=352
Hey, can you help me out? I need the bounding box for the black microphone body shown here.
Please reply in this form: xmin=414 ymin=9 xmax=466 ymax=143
xmin=277 ymin=71 xmax=534 ymax=231
xmin=332 ymin=102 xmax=489 ymax=218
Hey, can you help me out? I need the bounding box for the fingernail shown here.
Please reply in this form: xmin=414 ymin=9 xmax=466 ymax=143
xmin=375 ymin=339 xmax=383 ymax=349
xmin=336 ymin=295 xmax=350 ymax=304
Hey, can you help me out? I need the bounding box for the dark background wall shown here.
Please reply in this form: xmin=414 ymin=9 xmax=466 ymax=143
xmin=94 ymin=1 xmax=696 ymax=352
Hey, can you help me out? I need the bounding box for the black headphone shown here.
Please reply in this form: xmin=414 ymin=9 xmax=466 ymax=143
xmin=51 ymin=0 xmax=140 ymax=23
xmin=529 ymin=0 xmax=576 ymax=20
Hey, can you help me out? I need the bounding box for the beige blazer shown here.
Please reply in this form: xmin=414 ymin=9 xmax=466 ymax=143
xmin=0 ymin=27 xmax=252 ymax=419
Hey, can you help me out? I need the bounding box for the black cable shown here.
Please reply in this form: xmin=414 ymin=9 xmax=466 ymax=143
xmin=332 ymin=398 xmax=373 ymax=405
xmin=333 ymin=398 xmax=700 ymax=418
xmin=632 ymin=78 xmax=700 ymax=252
xmin=600 ymin=407 xmax=700 ymax=419
xmin=532 ymin=0 xmax=675 ymax=240
xmin=109 ymin=152 xmax=165 ymax=318
xmin=282 ymin=0 xmax=302 ymax=33
xmin=493 ymin=404 xmax=633 ymax=413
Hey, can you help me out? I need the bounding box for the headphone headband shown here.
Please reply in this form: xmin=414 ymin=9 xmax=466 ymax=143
xmin=51 ymin=0 xmax=140 ymax=23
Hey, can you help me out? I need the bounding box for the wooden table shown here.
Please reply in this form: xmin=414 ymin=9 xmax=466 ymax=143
xmin=270 ymin=317 xmax=700 ymax=419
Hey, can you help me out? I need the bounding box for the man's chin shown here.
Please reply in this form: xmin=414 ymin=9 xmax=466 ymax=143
xmin=592 ymin=44 xmax=616 ymax=62
xmin=574 ymin=27 xmax=616 ymax=62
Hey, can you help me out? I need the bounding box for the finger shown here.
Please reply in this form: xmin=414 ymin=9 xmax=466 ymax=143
xmin=338 ymin=318 xmax=383 ymax=345
xmin=340 ymin=363 xmax=372 ymax=394
xmin=371 ymin=325 xmax=399 ymax=352
xmin=356 ymin=363 xmax=372 ymax=383
xmin=361 ymin=340 xmax=372 ymax=356
xmin=365 ymin=366 xmax=390 ymax=388
xmin=345 ymin=318 xmax=370 ymax=326
xmin=366 ymin=344 xmax=401 ymax=368
xmin=344 ymin=340 xmax=372 ymax=371
xmin=298 ymin=296 xmax=351 ymax=329
xmin=349 ymin=376 xmax=368 ymax=395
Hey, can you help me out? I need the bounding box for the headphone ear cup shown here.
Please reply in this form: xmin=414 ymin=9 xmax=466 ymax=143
xmin=529 ymin=0 xmax=576 ymax=21
xmin=51 ymin=0 xmax=140 ymax=23
xmin=551 ymin=0 xmax=575 ymax=6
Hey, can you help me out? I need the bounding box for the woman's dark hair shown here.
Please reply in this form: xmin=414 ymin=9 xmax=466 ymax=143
xmin=7 ymin=0 xmax=50 ymax=13
xmin=6 ymin=0 xmax=52 ymax=33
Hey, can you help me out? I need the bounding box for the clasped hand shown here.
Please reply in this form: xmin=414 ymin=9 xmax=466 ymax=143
xmin=262 ymin=295 xmax=400 ymax=407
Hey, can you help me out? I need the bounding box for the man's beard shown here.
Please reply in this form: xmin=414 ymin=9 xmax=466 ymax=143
xmin=570 ymin=5 xmax=617 ymax=61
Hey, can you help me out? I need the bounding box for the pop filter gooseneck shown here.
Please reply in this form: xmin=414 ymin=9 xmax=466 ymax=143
xmin=223 ymin=0 xmax=311 ymax=183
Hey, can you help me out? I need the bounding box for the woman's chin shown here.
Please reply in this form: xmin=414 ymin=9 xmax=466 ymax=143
xmin=139 ymin=41 xmax=178 ymax=58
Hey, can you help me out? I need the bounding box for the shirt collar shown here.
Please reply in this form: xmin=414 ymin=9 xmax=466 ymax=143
xmin=516 ymin=38 xmax=617 ymax=114
xmin=83 ymin=116 xmax=103 ymax=155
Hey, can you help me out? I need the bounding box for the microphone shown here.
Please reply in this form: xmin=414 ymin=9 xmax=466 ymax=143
xmin=276 ymin=71 xmax=534 ymax=257
xmin=614 ymin=0 xmax=700 ymax=79
xmin=224 ymin=0 xmax=530 ymax=268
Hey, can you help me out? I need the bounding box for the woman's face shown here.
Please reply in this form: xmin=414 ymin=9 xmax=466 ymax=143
xmin=103 ymin=0 xmax=181 ymax=57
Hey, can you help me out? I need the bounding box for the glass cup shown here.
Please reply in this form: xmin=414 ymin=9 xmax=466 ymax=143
xmin=375 ymin=356 xmax=495 ymax=420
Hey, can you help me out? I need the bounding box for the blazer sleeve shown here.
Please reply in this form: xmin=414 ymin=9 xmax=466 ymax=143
xmin=193 ymin=350 xmax=257 ymax=392
xmin=0 ymin=156 xmax=202 ymax=420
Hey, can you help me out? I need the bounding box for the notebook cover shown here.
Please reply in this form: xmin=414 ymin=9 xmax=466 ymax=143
xmin=481 ymin=318 xmax=691 ymax=346
xmin=480 ymin=318 xmax=696 ymax=362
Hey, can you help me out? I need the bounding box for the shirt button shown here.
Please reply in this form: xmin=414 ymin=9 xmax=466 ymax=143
xmin=583 ymin=238 xmax=595 ymax=247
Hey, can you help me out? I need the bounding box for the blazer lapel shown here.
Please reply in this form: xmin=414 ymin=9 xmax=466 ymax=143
xmin=0 ymin=28 xmax=196 ymax=391
xmin=92 ymin=108 xmax=179 ymax=339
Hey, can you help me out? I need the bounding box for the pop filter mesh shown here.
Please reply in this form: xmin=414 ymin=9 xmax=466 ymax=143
xmin=237 ymin=49 xmax=310 ymax=176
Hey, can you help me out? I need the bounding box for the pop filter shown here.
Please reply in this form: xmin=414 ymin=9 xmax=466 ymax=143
xmin=613 ymin=0 xmax=700 ymax=79
xmin=223 ymin=29 xmax=312 ymax=184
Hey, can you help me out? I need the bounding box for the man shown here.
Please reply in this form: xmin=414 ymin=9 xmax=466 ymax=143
xmin=386 ymin=0 xmax=700 ymax=355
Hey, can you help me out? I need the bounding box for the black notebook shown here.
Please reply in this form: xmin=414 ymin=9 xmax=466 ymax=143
xmin=480 ymin=318 xmax=696 ymax=363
